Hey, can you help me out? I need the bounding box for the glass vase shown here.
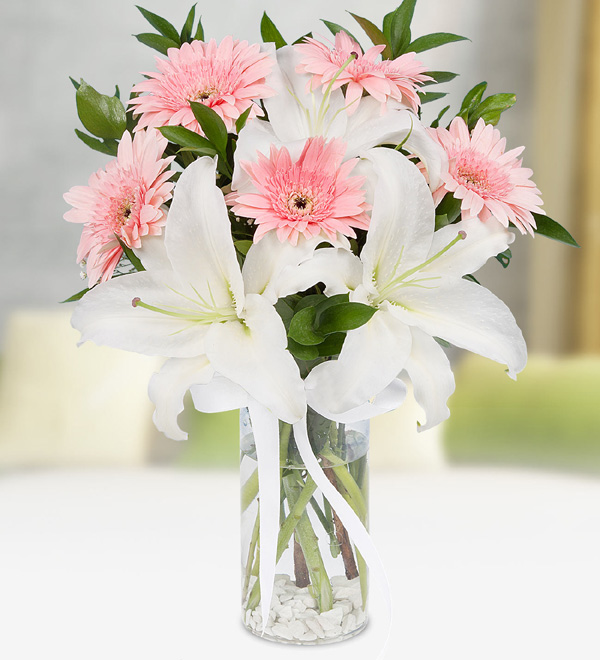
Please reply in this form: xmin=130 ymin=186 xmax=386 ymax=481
xmin=240 ymin=407 xmax=369 ymax=644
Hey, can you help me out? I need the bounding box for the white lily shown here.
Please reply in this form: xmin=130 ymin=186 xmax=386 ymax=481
xmin=232 ymin=45 xmax=447 ymax=196
xmin=71 ymin=156 xmax=309 ymax=441
xmin=303 ymin=147 xmax=527 ymax=430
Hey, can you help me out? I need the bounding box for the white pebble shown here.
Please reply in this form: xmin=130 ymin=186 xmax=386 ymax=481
xmin=355 ymin=609 xmax=367 ymax=625
xmin=289 ymin=620 xmax=307 ymax=639
xmin=342 ymin=613 xmax=356 ymax=635
xmin=292 ymin=600 xmax=307 ymax=613
xmin=279 ymin=592 xmax=294 ymax=603
xmin=271 ymin=623 xmax=294 ymax=641
xmin=325 ymin=626 xmax=342 ymax=638
xmin=277 ymin=605 xmax=293 ymax=621
xmin=320 ymin=607 xmax=344 ymax=626
xmin=305 ymin=618 xmax=325 ymax=638
xmin=316 ymin=613 xmax=337 ymax=631
xmin=300 ymin=632 xmax=318 ymax=642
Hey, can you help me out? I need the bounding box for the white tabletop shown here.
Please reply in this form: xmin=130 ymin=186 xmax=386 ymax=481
xmin=1 ymin=467 xmax=599 ymax=660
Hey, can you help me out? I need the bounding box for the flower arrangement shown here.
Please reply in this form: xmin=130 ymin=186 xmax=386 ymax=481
xmin=62 ymin=1 xmax=578 ymax=650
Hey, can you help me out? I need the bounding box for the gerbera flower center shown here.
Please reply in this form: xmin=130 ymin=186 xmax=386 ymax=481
xmin=111 ymin=188 xmax=139 ymax=228
xmin=287 ymin=191 xmax=315 ymax=217
xmin=454 ymin=150 xmax=512 ymax=198
xmin=191 ymin=85 xmax=220 ymax=103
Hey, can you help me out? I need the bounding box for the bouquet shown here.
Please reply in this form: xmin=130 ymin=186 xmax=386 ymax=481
xmin=62 ymin=1 xmax=578 ymax=650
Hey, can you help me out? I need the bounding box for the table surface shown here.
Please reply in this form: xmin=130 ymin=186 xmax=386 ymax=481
xmin=1 ymin=466 xmax=599 ymax=660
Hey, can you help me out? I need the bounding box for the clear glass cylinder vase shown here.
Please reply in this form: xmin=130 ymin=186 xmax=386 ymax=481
xmin=240 ymin=407 xmax=369 ymax=644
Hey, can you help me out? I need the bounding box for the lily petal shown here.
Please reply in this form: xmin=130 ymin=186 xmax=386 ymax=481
xmin=133 ymin=234 xmax=170 ymax=271
xmin=264 ymin=46 xmax=347 ymax=142
xmin=204 ymin=293 xmax=305 ymax=423
xmin=165 ymin=156 xmax=245 ymax=312
xmin=344 ymin=98 xmax=447 ymax=189
xmin=242 ymin=232 xmax=323 ymax=303
xmin=424 ymin=217 xmax=514 ymax=278
xmin=304 ymin=309 xmax=412 ymax=416
xmin=361 ymin=148 xmax=435 ymax=288
xmin=386 ymin=279 xmax=527 ymax=378
xmin=190 ymin=375 xmax=249 ymax=413
xmin=148 ymin=356 xmax=214 ymax=441
xmin=72 ymin=270 xmax=209 ymax=357
xmin=276 ymin=247 xmax=363 ymax=298
xmin=401 ymin=328 xmax=455 ymax=431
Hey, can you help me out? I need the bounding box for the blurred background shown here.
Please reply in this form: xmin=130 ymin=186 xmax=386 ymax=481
xmin=1 ymin=1 xmax=599 ymax=659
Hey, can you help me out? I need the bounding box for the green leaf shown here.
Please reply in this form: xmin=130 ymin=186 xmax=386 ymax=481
xmin=436 ymin=193 xmax=462 ymax=225
xmin=287 ymin=338 xmax=319 ymax=361
xmin=408 ymin=32 xmax=468 ymax=53
xmin=314 ymin=293 xmax=350 ymax=322
xmin=495 ymin=248 xmax=512 ymax=268
xmin=74 ymin=129 xmax=118 ymax=156
xmin=458 ymin=81 xmax=488 ymax=122
xmin=430 ymin=104 xmax=450 ymax=129
xmin=260 ymin=12 xmax=287 ymax=49
xmin=136 ymin=6 xmax=181 ymax=44
xmin=463 ymin=274 xmax=481 ymax=285
xmin=69 ymin=76 xmax=80 ymax=90
xmin=419 ymin=91 xmax=447 ymax=104
xmin=389 ymin=0 xmax=417 ymax=57
xmin=293 ymin=32 xmax=313 ymax=45
xmin=321 ymin=20 xmax=361 ymax=46
xmin=434 ymin=336 xmax=451 ymax=348
xmin=382 ymin=10 xmax=395 ymax=43
xmin=533 ymin=213 xmax=580 ymax=247
xmin=317 ymin=333 xmax=346 ymax=357
xmin=316 ymin=302 xmax=376 ymax=335
xmin=235 ymin=106 xmax=252 ymax=133
xmin=422 ymin=71 xmax=458 ymax=86
xmin=234 ymin=239 xmax=253 ymax=256
xmin=349 ymin=12 xmax=392 ymax=59
xmin=468 ymin=93 xmax=516 ymax=129
xmin=275 ymin=299 xmax=295 ymax=332
xmin=135 ymin=32 xmax=180 ymax=55
xmin=434 ymin=213 xmax=450 ymax=231
xmin=189 ymin=101 xmax=228 ymax=154
xmin=117 ymin=238 xmax=145 ymax=272
xmin=180 ymin=4 xmax=196 ymax=43
xmin=295 ymin=294 xmax=327 ymax=312
xmin=76 ymin=80 xmax=127 ymax=139
xmin=60 ymin=287 xmax=89 ymax=303
xmin=289 ymin=306 xmax=325 ymax=346
xmin=158 ymin=125 xmax=216 ymax=154
xmin=194 ymin=16 xmax=204 ymax=41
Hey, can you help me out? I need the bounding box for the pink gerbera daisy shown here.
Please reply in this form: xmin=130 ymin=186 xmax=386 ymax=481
xmin=296 ymin=31 xmax=430 ymax=115
xmin=64 ymin=129 xmax=174 ymax=286
xmin=129 ymin=37 xmax=274 ymax=135
xmin=227 ymin=137 xmax=370 ymax=245
xmin=428 ymin=117 xmax=544 ymax=234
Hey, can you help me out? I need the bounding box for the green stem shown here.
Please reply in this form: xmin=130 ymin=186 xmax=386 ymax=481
xmin=320 ymin=448 xmax=368 ymax=523
xmin=241 ymin=469 xmax=259 ymax=513
xmin=309 ymin=496 xmax=339 ymax=558
xmin=279 ymin=422 xmax=292 ymax=468
xmin=283 ymin=475 xmax=333 ymax=612
xmin=245 ymin=475 xmax=318 ymax=612
xmin=356 ymin=548 xmax=368 ymax=610
xmin=242 ymin=510 xmax=260 ymax=601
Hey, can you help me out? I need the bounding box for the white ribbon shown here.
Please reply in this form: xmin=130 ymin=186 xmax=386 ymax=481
xmin=293 ymin=418 xmax=392 ymax=659
xmin=246 ymin=401 xmax=281 ymax=635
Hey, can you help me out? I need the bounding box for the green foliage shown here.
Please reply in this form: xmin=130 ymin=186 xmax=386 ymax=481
xmin=349 ymin=12 xmax=391 ymax=58
xmin=422 ymin=71 xmax=458 ymax=87
xmin=419 ymin=91 xmax=447 ymax=104
xmin=180 ymin=4 xmax=197 ymax=43
xmin=117 ymin=239 xmax=146 ymax=272
xmin=457 ymin=82 xmax=516 ymax=129
xmin=430 ymin=105 xmax=450 ymax=129
xmin=388 ymin=0 xmax=416 ymax=57
xmin=189 ymin=102 xmax=228 ymax=153
xmin=533 ymin=213 xmax=580 ymax=247
xmin=260 ymin=12 xmax=287 ymax=48
xmin=409 ymin=32 xmax=468 ymax=53
xmin=234 ymin=239 xmax=253 ymax=256
xmin=158 ymin=125 xmax=217 ymax=156
xmin=75 ymin=80 xmax=127 ymax=140
xmin=136 ymin=5 xmax=181 ymax=43
xmin=235 ymin=107 xmax=252 ymax=133
xmin=60 ymin=288 xmax=89 ymax=304
xmin=74 ymin=129 xmax=118 ymax=156
xmin=436 ymin=193 xmax=462 ymax=225
xmin=495 ymin=248 xmax=512 ymax=268
xmin=285 ymin=292 xmax=375 ymax=360
xmin=134 ymin=32 xmax=180 ymax=55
